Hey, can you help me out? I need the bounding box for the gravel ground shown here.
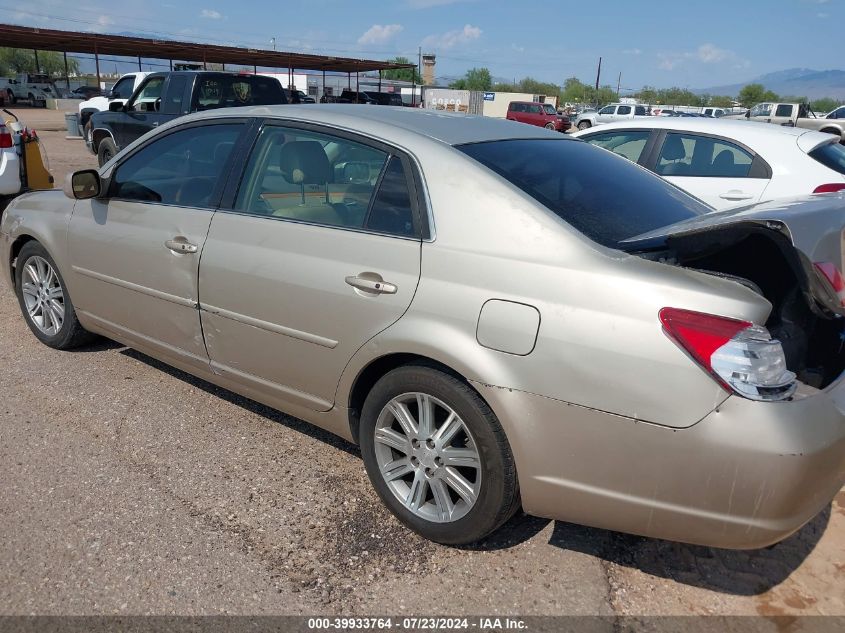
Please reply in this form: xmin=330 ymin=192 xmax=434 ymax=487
xmin=1 ymin=113 xmax=843 ymax=616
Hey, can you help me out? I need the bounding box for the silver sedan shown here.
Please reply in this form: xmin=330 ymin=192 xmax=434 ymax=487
xmin=2 ymin=105 xmax=845 ymax=547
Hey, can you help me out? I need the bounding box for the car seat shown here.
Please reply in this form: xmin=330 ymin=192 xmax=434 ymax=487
xmin=711 ymin=149 xmax=736 ymax=177
xmin=659 ymin=135 xmax=690 ymax=175
xmin=277 ymin=141 xmax=343 ymax=225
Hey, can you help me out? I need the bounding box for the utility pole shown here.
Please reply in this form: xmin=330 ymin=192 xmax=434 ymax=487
xmin=415 ymin=46 xmax=422 ymax=107
xmin=594 ymin=56 xmax=601 ymax=92
xmin=616 ymin=72 xmax=621 ymax=99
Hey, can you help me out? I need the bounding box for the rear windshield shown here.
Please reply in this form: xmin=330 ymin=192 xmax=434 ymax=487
xmin=809 ymin=142 xmax=845 ymax=176
xmin=192 ymin=75 xmax=286 ymax=110
xmin=458 ymin=139 xmax=709 ymax=248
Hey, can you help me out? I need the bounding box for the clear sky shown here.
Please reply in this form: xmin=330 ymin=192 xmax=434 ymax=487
xmin=1 ymin=0 xmax=842 ymax=90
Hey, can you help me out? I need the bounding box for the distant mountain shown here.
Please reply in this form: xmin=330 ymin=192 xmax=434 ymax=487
xmin=696 ymin=68 xmax=845 ymax=100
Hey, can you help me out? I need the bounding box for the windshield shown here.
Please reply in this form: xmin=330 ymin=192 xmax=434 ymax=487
xmin=543 ymin=104 xmax=557 ymax=115
xmin=458 ymin=139 xmax=709 ymax=249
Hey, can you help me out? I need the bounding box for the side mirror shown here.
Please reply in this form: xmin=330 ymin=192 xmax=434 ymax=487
xmin=109 ymin=101 xmax=125 ymax=112
xmin=64 ymin=169 xmax=102 ymax=200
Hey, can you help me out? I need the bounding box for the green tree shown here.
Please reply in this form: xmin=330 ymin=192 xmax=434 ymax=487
xmin=780 ymin=95 xmax=808 ymax=104
xmin=709 ymin=95 xmax=735 ymax=108
xmin=491 ymin=82 xmax=517 ymax=92
xmin=561 ymin=77 xmax=593 ymax=104
xmin=0 ymin=48 xmax=80 ymax=77
xmin=811 ymin=97 xmax=841 ymax=113
xmin=657 ymin=87 xmax=703 ymax=106
xmin=737 ymin=83 xmax=778 ymax=108
xmin=517 ymin=76 xmax=560 ymax=96
xmin=449 ymin=67 xmax=492 ymax=91
xmin=637 ymin=85 xmax=658 ymax=104
xmin=381 ymin=56 xmax=422 ymax=84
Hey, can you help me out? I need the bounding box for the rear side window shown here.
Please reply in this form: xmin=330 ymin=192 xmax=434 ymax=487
xmin=458 ymin=139 xmax=708 ymax=248
xmin=655 ymin=133 xmax=754 ymax=178
xmin=365 ymin=157 xmax=416 ymax=237
xmin=775 ymin=104 xmax=793 ymax=117
xmin=617 ymin=105 xmax=632 ymax=115
xmin=635 ymin=106 xmax=646 ymax=115
xmin=583 ymin=130 xmax=651 ymax=163
xmin=809 ymin=142 xmax=845 ymax=175
xmin=110 ymin=76 xmax=135 ymax=99
xmin=193 ymin=76 xmax=286 ymax=110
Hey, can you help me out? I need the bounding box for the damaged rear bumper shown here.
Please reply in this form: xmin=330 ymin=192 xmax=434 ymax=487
xmin=474 ymin=377 xmax=845 ymax=549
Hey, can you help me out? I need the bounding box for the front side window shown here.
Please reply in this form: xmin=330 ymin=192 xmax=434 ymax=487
xmin=528 ymin=104 xmax=542 ymax=114
xmin=655 ymin=133 xmax=754 ymax=178
xmin=617 ymin=105 xmax=632 ymax=115
xmin=162 ymin=75 xmax=187 ymax=115
xmin=828 ymin=107 xmax=845 ymax=120
xmin=584 ymin=130 xmax=651 ymax=163
xmin=234 ymin=126 xmax=418 ymax=237
xmin=775 ymin=104 xmax=793 ymax=117
xmin=459 ymin=139 xmax=708 ymax=249
xmin=129 ymin=76 xmax=165 ymax=112
xmin=110 ymin=77 xmax=134 ymax=100
xmin=110 ymin=123 xmax=242 ymax=208
xmin=543 ymin=104 xmax=557 ymax=115
xmin=749 ymin=103 xmax=773 ymax=117
xmin=635 ymin=106 xmax=646 ymax=115
xmin=598 ymin=106 xmax=615 ymax=115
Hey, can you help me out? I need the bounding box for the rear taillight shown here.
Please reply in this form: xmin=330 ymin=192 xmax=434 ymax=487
xmin=659 ymin=307 xmax=796 ymax=401
xmin=814 ymin=262 xmax=845 ymax=307
xmin=813 ymin=183 xmax=845 ymax=194
xmin=0 ymin=129 xmax=12 ymax=148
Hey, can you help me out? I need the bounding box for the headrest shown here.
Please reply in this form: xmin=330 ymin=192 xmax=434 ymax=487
xmin=712 ymin=149 xmax=735 ymax=171
xmin=662 ymin=135 xmax=686 ymax=161
xmin=279 ymin=141 xmax=331 ymax=185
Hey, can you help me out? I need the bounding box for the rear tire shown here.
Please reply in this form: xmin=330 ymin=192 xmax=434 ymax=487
xmin=15 ymin=241 xmax=96 ymax=350
xmin=360 ymin=365 xmax=519 ymax=545
xmin=97 ymin=138 xmax=118 ymax=167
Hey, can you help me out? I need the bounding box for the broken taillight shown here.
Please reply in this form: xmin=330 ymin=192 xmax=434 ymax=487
xmin=659 ymin=307 xmax=796 ymax=402
xmin=813 ymin=183 xmax=845 ymax=194
xmin=814 ymin=262 xmax=845 ymax=307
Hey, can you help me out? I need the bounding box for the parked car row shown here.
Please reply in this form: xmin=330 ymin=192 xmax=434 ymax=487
xmin=4 ymin=105 xmax=845 ymax=551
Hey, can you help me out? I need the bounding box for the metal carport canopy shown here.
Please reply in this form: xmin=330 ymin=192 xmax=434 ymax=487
xmin=0 ymin=23 xmax=415 ymax=73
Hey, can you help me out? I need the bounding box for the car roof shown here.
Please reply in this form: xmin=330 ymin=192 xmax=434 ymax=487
xmin=178 ymin=104 xmax=567 ymax=146
xmin=573 ymin=117 xmax=834 ymax=145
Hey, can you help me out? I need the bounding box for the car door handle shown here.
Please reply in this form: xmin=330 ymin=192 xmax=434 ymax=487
xmin=718 ymin=191 xmax=755 ymax=201
xmin=165 ymin=237 xmax=198 ymax=254
xmin=345 ymin=275 xmax=397 ymax=295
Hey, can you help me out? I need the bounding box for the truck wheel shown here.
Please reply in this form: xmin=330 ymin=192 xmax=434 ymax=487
xmin=97 ymin=138 xmax=118 ymax=167
xmin=27 ymin=92 xmax=35 ymax=105
xmin=577 ymin=120 xmax=591 ymax=130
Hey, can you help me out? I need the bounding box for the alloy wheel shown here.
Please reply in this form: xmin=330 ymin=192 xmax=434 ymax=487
xmin=373 ymin=392 xmax=482 ymax=523
xmin=20 ymin=255 xmax=65 ymax=336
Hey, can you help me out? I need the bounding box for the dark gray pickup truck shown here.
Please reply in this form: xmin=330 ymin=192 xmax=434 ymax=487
xmin=88 ymin=71 xmax=287 ymax=165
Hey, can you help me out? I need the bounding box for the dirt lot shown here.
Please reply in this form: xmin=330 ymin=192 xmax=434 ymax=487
xmin=1 ymin=109 xmax=844 ymax=617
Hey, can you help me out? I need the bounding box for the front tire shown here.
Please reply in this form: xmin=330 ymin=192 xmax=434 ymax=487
xmin=15 ymin=241 xmax=95 ymax=349
xmin=97 ymin=137 xmax=118 ymax=167
xmin=544 ymin=122 xmax=556 ymax=130
xmin=577 ymin=120 xmax=591 ymax=130
xmin=360 ymin=365 xmax=519 ymax=545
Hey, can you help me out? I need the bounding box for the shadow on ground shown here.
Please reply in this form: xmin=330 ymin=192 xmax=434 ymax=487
xmin=120 ymin=347 xmax=360 ymax=458
xmin=120 ymin=346 xmax=831 ymax=597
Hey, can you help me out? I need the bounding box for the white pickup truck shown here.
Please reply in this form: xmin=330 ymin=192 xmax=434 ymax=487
xmin=78 ymin=71 xmax=150 ymax=138
xmin=0 ymin=74 xmax=55 ymax=107
xmin=574 ymin=103 xmax=650 ymax=130
xmin=724 ymin=102 xmax=845 ymax=143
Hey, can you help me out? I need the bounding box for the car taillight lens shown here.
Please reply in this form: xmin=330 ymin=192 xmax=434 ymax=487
xmin=813 ymin=183 xmax=845 ymax=194
xmin=814 ymin=262 xmax=845 ymax=307
xmin=659 ymin=307 xmax=796 ymax=401
xmin=0 ymin=130 xmax=12 ymax=148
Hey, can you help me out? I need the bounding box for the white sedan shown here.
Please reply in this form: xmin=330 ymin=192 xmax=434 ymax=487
xmin=573 ymin=118 xmax=845 ymax=210
xmin=0 ymin=120 xmax=21 ymax=203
